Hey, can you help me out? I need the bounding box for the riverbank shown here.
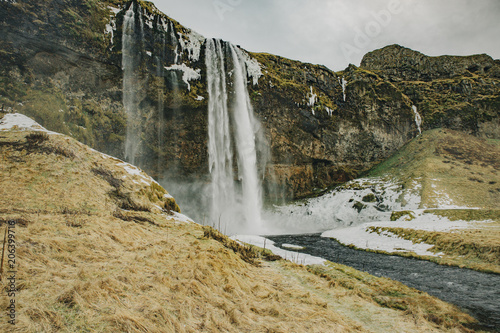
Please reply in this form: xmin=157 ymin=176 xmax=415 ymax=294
xmin=322 ymin=209 xmax=500 ymax=274
xmin=267 ymin=234 xmax=500 ymax=331
xmin=272 ymin=128 xmax=500 ymax=274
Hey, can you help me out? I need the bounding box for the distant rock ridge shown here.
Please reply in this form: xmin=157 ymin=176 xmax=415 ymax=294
xmin=361 ymin=44 xmax=500 ymax=81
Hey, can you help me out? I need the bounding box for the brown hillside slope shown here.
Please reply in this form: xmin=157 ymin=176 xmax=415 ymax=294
xmin=367 ymin=129 xmax=500 ymax=273
xmin=0 ymin=113 xmax=478 ymax=332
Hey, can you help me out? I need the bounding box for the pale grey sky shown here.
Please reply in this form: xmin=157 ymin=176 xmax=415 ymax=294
xmin=151 ymin=0 xmax=500 ymax=71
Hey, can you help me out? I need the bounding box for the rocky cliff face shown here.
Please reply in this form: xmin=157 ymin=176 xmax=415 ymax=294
xmin=361 ymin=45 xmax=500 ymax=139
xmin=1 ymin=0 xmax=498 ymax=200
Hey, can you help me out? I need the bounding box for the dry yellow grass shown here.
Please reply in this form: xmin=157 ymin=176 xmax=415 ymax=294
xmin=371 ymin=220 xmax=500 ymax=274
xmin=371 ymin=128 xmax=499 ymax=209
xmin=0 ymin=126 xmax=480 ymax=332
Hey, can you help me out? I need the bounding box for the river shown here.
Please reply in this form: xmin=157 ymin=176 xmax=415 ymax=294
xmin=266 ymin=234 xmax=500 ymax=332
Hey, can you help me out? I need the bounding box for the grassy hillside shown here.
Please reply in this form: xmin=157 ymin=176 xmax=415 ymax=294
xmin=368 ymin=128 xmax=500 ymax=273
xmin=0 ymin=113 xmax=482 ymax=332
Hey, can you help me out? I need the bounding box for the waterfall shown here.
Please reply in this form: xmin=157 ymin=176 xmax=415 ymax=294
xmin=169 ymin=21 xmax=180 ymax=64
xmin=229 ymin=44 xmax=264 ymax=231
xmin=156 ymin=17 xmax=166 ymax=174
xmin=205 ymin=39 xmax=266 ymax=233
xmin=122 ymin=3 xmax=142 ymax=165
xmin=412 ymin=105 xmax=422 ymax=134
xmin=206 ymin=39 xmax=236 ymax=227
xmin=340 ymin=76 xmax=347 ymax=102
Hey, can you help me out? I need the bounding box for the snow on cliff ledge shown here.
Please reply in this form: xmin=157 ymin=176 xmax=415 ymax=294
xmin=0 ymin=113 xmax=57 ymax=133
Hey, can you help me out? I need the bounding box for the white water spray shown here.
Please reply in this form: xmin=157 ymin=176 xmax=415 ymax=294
xmin=205 ymin=39 xmax=266 ymax=234
xmin=412 ymin=105 xmax=422 ymax=134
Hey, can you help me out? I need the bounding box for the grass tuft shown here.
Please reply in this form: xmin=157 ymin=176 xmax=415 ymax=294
xmin=203 ymin=226 xmax=260 ymax=266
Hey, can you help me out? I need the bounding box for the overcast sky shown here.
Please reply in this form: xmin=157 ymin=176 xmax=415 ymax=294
xmin=151 ymin=0 xmax=500 ymax=71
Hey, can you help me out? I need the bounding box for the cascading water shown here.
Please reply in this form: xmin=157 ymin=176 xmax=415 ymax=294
xmin=340 ymin=76 xmax=347 ymax=101
xmin=412 ymin=105 xmax=422 ymax=134
xmin=229 ymin=44 xmax=264 ymax=231
xmin=206 ymin=39 xmax=236 ymax=228
xmin=205 ymin=39 xmax=267 ymax=234
xmin=169 ymin=21 xmax=180 ymax=64
xmin=155 ymin=17 xmax=166 ymax=173
xmin=122 ymin=3 xmax=142 ymax=165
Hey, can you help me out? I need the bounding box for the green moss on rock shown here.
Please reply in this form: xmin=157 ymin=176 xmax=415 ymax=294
xmin=390 ymin=211 xmax=416 ymax=221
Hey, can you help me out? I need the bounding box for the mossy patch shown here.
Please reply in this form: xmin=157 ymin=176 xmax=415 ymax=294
xmin=390 ymin=211 xmax=416 ymax=221
xmin=362 ymin=193 xmax=377 ymax=203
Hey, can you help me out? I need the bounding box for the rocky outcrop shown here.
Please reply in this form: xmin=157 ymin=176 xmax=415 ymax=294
xmin=0 ymin=1 xmax=498 ymax=200
xmin=361 ymin=44 xmax=498 ymax=81
xmin=361 ymin=45 xmax=500 ymax=139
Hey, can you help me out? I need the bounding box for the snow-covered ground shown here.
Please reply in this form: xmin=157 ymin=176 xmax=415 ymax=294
xmin=321 ymin=210 xmax=481 ymax=257
xmin=265 ymin=176 xmax=488 ymax=257
xmin=0 ymin=113 xmax=58 ymax=134
xmin=263 ymin=177 xmax=420 ymax=235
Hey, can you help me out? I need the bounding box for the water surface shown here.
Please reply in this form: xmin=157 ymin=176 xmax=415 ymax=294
xmin=267 ymin=234 xmax=500 ymax=331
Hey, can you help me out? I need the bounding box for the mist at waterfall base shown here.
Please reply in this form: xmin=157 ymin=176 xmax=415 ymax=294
xmin=162 ymin=175 xmax=424 ymax=236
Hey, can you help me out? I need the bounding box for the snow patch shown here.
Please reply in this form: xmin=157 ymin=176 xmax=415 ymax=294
xmin=268 ymin=177 xmax=421 ymax=234
xmin=87 ymin=147 xmax=120 ymax=161
xmin=322 ymin=224 xmax=436 ymax=256
xmin=105 ymin=6 xmax=120 ymax=45
xmin=177 ymin=30 xmax=205 ymax=62
xmin=108 ymin=6 xmax=120 ymax=15
xmin=116 ymin=162 xmax=159 ymax=186
xmin=170 ymin=211 xmax=194 ymax=224
xmin=232 ymin=235 xmax=326 ymax=265
xmin=240 ymin=50 xmax=262 ymax=85
xmin=105 ymin=21 xmax=115 ymax=44
xmin=165 ymin=64 xmax=201 ymax=91
xmin=321 ymin=211 xmax=485 ymax=257
xmin=0 ymin=113 xmax=58 ymax=134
